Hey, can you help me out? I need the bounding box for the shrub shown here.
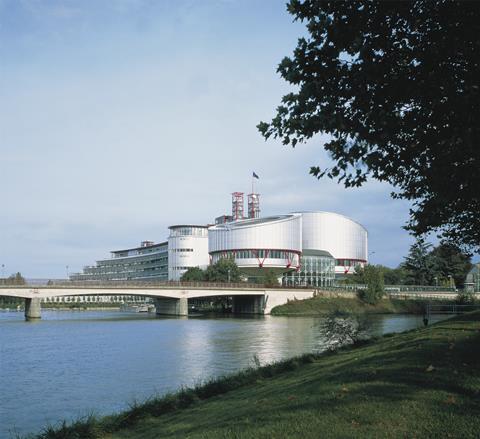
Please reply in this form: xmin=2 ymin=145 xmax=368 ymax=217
xmin=456 ymin=291 xmax=476 ymax=305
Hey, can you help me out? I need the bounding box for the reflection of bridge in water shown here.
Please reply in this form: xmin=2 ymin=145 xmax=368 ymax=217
xmin=0 ymin=281 xmax=317 ymax=320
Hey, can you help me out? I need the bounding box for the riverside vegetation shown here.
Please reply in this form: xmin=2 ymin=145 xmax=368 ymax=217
xmin=270 ymin=296 xmax=444 ymax=316
xmin=28 ymin=311 xmax=480 ymax=438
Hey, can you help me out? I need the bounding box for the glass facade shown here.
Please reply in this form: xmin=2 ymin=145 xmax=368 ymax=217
xmin=283 ymin=250 xmax=336 ymax=287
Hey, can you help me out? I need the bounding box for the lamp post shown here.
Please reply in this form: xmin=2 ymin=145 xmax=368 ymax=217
xmin=448 ymin=274 xmax=453 ymax=289
xmin=434 ymin=276 xmax=438 ymax=287
xmin=1 ymin=264 xmax=4 ymax=280
xmin=66 ymin=265 xmax=69 ymax=279
xmin=228 ymin=269 xmax=231 ymax=283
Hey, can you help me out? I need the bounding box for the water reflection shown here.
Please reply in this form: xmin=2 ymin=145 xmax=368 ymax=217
xmin=0 ymin=311 xmax=450 ymax=438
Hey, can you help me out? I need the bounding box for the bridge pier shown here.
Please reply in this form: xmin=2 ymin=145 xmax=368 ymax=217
xmin=232 ymin=295 xmax=265 ymax=314
xmin=25 ymin=298 xmax=41 ymax=320
xmin=154 ymin=297 xmax=188 ymax=316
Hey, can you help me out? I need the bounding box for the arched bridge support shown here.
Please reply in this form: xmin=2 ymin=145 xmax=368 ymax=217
xmin=25 ymin=298 xmax=41 ymax=320
xmin=154 ymin=297 xmax=188 ymax=316
xmin=232 ymin=295 xmax=265 ymax=314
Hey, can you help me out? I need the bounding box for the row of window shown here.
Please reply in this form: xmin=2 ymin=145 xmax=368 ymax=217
xmin=169 ymin=227 xmax=208 ymax=238
xmin=113 ymin=247 xmax=168 ymax=258
xmin=214 ymin=250 xmax=297 ymax=260
xmin=171 ymin=266 xmax=191 ymax=270
xmin=170 ymin=248 xmax=194 ymax=252
xmin=336 ymin=259 xmax=362 ymax=267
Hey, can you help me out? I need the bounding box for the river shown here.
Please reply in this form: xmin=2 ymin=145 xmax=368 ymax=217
xmin=0 ymin=310 xmax=448 ymax=438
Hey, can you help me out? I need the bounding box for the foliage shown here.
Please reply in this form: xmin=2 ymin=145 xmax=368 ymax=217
xmin=322 ymin=310 xmax=370 ymax=350
xmin=260 ymin=269 xmax=280 ymax=287
xmin=455 ymin=291 xmax=476 ymax=305
xmin=258 ymin=0 xmax=480 ymax=252
xmin=0 ymin=272 xmax=26 ymax=285
xmin=357 ymin=265 xmax=384 ymax=304
xmin=381 ymin=265 xmax=407 ymax=285
xmin=401 ymin=239 xmax=472 ymax=287
xmin=205 ymin=258 xmax=241 ymax=283
xmin=429 ymin=243 xmax=472 ymax=288
xmin=180 ymin=267 xmax=206 ymax=282
xmin=402 ymin=239 xmax=435 ymax=285
xmin=271 ymin=296 xmax=446 ymax=316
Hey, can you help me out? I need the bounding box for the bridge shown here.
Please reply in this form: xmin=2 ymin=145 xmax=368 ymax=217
xmin=0 ymin=281 xmax=317 ymax=320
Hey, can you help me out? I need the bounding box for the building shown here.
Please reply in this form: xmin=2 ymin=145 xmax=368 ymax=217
xmin=465 ymin=263 xmax=480 ymax=293
xmin=209 ymin=214 xmax=302 ymax=275
xmin=168 ymin=225 xmax=209 ymax=281
xmin=70 ymin=240 xmax=168 ymax=281
xmin=208 ymin=211 xmax=368 ymax=287
xmin=71 ymin=193 xmax=368 ymax=287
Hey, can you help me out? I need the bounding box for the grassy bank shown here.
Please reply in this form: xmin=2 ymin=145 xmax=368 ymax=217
xmin=30 ymin=312 xmax=480 ymax=438
xmin=270 ymin=296 xmax=445 ymax=316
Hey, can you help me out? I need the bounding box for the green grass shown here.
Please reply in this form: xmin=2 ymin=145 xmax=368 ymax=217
xmin=31 ymin=312 xmax=480 ymax=439
xmin=270 ymin=296 xmax=442 ymax=316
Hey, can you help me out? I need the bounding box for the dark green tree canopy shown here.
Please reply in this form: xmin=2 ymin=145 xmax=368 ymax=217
xmin=205 ymin=258 xmax=242 ymax=283
xmin=180 ymin=267 xmax=206 ymax=282
xmin=258 ymin=0 xmax=480 ymax=251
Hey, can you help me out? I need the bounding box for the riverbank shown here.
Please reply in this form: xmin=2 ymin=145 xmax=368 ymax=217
xmin=32 ymin=311 xmax=480 ymax=438
xmin=270 ymin=295 xmax=449 ymax=316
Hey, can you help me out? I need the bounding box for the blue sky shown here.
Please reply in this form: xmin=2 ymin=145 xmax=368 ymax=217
xmin=0 ymin=0 xmax=419 ymax=278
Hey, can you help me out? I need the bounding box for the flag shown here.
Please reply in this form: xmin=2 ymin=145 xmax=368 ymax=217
xmin=253 ymin=172 xmax=259 ymax=179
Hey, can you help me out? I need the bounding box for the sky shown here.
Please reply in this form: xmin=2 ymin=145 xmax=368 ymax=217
xmin=0 ymin=0 xmax=420 ymax=278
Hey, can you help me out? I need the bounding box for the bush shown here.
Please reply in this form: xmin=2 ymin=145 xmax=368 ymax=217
xmin=456 ymin=291 xmax=476 ymax=305
xmin=262 ymin=269 xmax=280 ymax=287
xmin=322 ymin=310 xmax=370 ymax=350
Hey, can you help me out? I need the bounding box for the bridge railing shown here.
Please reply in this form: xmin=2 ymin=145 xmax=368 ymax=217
xmin=0 ymin=280 xmax=268 ymax=289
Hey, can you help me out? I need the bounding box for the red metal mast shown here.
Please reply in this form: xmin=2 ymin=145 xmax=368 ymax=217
xmin=231 ymin=192 xmax=244 ymax=220
xmin=247 ymin=193 xmax=260 ymax=219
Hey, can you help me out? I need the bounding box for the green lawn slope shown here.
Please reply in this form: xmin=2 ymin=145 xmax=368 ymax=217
xmin=35 ymin=312 xmax=480 ymax=439
xmin=270 ymin=296 xmax=440 ymax=316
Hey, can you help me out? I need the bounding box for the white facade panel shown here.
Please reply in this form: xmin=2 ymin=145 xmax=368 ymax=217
xmin=300 ymin=212 xmax=368 ymax=262
xmin=209 ymin=214 xmax=302 ymax=253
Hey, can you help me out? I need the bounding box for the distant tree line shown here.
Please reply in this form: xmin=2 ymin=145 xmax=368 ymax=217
xmin=0 ymin=272 xmax=26 ymax=285
xmin=0 ymin=272 xmax=26 ymax=307
xmin=351 ymin=241 xmax=472 ymax=288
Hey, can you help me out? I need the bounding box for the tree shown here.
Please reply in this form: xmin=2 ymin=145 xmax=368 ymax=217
xmin=401 ymin=239 xmax=472 ymax=286
xmin=381 ymin=265 xmax=406 ymax=285
xmin=357 ymin=265 xmax=384 ymax=304
xmin=205 ymin=258 xmax=241 ymax=282
xmin=180 ymin=267 xmax=206 ymax=282
xmin=261 ymin=269 xmax=280 ymax=287
xmin=429 ymin=242 xmax=472 ymax=288
xmin=402 ymin=239 xmax=434 ymax=285
xmin=2 ymin=272 xmax=27 ymax=285
xmin=258 ymin=1 xmax=480 ymax=252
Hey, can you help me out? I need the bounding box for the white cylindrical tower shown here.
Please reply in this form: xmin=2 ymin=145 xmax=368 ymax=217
xmin=168 ymin=225 xmax=209 ymax=281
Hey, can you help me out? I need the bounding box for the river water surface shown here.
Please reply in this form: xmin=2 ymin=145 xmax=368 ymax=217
xmin=0 ymin=310 xmax=447 ymax=438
